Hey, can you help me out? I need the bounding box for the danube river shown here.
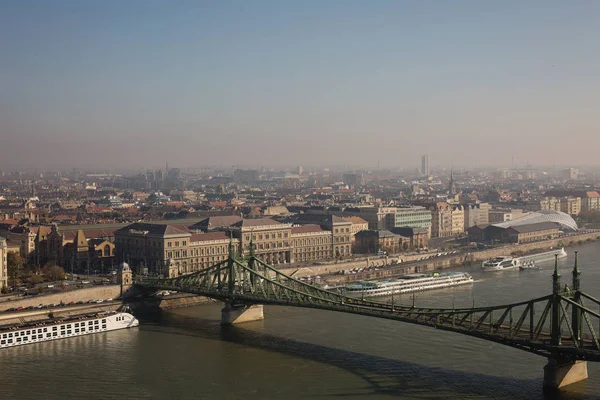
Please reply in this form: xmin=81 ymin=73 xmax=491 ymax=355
xmin=4 ymin=243 xmax=600 ymax=399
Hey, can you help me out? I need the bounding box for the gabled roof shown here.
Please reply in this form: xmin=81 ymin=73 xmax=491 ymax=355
xmin=189 ymin=216 xmax=242 ymax=231
xmin=190 ymin=232 xmax=230 ymax=242
xmin=283 ymin=214 xmax=351 ymax=227
xmin=61 ymin=227 xmax=119 ymax=241
xmin=114 ymin=222 xmax=190 ymax=237
xmin=74 ymin=229 xmax=88 ymax=248
xmin=342 ymin=216 xmax=369 ymax=225
xmin=231 ymin=218 xmax=282 ymax=228
xmin=291 ymin=225 xmax=325 ymax=234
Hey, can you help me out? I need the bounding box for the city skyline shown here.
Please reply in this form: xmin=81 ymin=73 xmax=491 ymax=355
xmin=3 ymin=1 xmax=600 ymax=170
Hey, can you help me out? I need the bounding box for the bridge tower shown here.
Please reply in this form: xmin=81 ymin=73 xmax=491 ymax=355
xmin=543 ymin=253 xmax=588 ymax=391
xmin=221 ymin=236 xmax=264 ymax=325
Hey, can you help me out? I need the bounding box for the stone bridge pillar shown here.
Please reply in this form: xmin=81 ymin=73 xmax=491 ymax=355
xmin=543 ymin=359 xmax=588 ymax=390
xmin=221 ymin=304 xmax=264 ymax=325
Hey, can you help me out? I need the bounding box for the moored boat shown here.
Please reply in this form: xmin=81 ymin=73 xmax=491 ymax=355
xmin=0 ymin=311 xmax=138 ymax=349
xmin=482 ymin=256 xmax=519 ymax=271
xmin=519 ymin=261 xmax=540 ymax=271
xmin=339 ymin=272 xmax=473 ymax=298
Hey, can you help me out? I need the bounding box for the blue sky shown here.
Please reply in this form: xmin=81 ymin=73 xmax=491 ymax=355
xmin=2 ymin=1 xmax=599 ymax=170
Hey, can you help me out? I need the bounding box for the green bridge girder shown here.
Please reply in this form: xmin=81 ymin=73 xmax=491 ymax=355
xmin=136 ymin=247 xmax=600 ymax=362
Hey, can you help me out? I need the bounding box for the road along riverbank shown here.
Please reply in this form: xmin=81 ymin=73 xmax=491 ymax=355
xmin=320 ymin=230 xmax=600 ymax=284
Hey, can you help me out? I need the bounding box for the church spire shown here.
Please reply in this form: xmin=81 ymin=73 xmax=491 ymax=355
xmin=448 ymin=168 xmax=456 ymax=196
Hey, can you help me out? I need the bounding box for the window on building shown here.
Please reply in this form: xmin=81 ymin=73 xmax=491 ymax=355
xmin=168 ymin=242 xmax=172 ymax=247
xmin=175 ymin=241 xmax=180 ymax=247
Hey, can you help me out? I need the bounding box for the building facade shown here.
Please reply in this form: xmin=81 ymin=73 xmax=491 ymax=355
xmin=394 ymin=206 xmax=432 ymax=236
xmin=114 ymin=217 xmax=354 ymax=277
xmin=431 ymin=203 xmax=453 ymax=238
xmin=582 ymin=192 xmax=600 ymax=213
xmin=354 ymin=230 xmax=408 ymax=254
xmin=0 ymin=238 xmax=7 ymax=289
xmin=561 ymin=197 xmax=581 ymax=216
xmin=342 ymin=216 xmax=369 ymax=240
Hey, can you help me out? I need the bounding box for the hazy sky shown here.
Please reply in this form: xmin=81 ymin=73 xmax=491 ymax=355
xmin=2 ymin=1 xmax=600 ymax=171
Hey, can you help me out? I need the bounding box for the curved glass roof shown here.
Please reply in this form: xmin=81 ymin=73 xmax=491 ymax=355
xmin=493 ymin=210 xmax=578 ymax=231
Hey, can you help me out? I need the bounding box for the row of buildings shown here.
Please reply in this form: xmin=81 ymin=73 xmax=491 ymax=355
xmin=0 ymin=214 xmax=429 ymax=281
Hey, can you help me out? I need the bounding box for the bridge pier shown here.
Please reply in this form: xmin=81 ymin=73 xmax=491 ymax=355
xmin=543 ymin=359 xmax=588 ymax=390
xmin=221 ymin=304 xmax=264 ymax=325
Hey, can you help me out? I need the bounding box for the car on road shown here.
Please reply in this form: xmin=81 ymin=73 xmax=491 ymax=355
xmin=6 ymin=308 xmax=15 ymax=312
xmin=81 ymin=281 xmax=90 ymax=284
xmin=46 ymin=284 xmax=54 ymax=288
xmin=67 ymin=301 xmax=76 ymax=306
xmin=26 ymin=306 xmax=35 ymax=310
xmin=96 ymin=300 xmax=104 ymax=304
xmin=76 ymin=301 xmax=84 ymax=305
xmin=15 ymin=307 xmax=24 ymax=311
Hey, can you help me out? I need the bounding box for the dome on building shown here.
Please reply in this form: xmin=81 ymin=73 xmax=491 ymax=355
xmin=119 ymin=261 xmax=130 ymax=272
xmin=493 ymin=210 xmax=578 ymax=231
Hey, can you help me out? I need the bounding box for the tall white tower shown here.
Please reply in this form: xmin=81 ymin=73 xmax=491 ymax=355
xmin=421 ymin=155 xmax=430 ymax=176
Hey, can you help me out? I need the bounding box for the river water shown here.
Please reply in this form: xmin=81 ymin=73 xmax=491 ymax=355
xmin=3 ymin=242 xmax=600 ymax=399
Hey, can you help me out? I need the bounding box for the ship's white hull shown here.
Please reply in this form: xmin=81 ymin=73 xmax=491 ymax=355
xmin=0 ymin=312 xmax=138 ymax=349
xmin=344 ymin=275 xmax=474 ymax=298
xmin=482 ymin=265 xmax=519 ymax=272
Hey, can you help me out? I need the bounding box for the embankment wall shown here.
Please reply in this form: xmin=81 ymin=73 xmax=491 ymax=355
xmin=0 ymin=286 xmax=124 ymax=311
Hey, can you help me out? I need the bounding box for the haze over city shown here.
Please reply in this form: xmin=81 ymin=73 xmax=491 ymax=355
xmin=2 ymin=1 xmax=600 ymax=170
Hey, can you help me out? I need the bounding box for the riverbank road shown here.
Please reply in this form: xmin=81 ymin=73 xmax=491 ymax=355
xmin=0 ymin=301 xmax=121 ymax=324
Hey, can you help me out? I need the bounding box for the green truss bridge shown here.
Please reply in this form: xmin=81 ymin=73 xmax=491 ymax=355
xmin=135 ymin=242 xmax=600 ymax=390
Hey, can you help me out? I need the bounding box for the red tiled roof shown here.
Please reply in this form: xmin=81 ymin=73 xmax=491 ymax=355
xmin=343 ymin=216 xmax=368 ymax=225
xmin=586 ymin=191 xmax=600 ymax=198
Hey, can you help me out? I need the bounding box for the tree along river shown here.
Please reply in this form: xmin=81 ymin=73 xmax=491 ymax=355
xmin=4 ymin=242 xmax=600 ymax=399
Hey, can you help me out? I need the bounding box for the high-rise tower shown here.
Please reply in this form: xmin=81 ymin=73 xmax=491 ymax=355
xmin=421 ymin=155 xmax=430 ymax=176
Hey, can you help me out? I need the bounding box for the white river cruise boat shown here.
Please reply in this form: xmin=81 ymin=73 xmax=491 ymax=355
xmin=0 ymin=311 xmax=138 ymax=349
xmin=481 ymin=256 xmax=519 ymax=271
xmin=340 ymin=272 xmax=473 ymax=298
xmin=482 ymin=248 xmax=567 ymax=272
